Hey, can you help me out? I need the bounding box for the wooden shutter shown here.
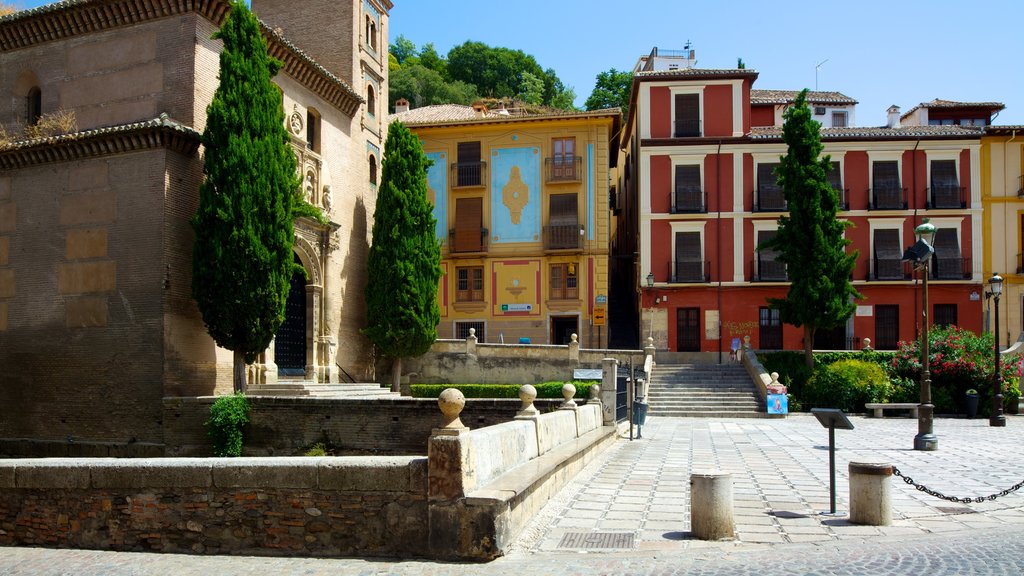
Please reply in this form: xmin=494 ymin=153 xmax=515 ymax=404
xmin=931 ymin=160 xmax=957 ymax=187
xmin=674 ymin=165 xmax=702 ymax=211
xmin=454 ymin=197 xmax=482 ymax=252
xmin=674 ymin=93 xmax=699 ymax=136
xmin=873 ymin=229 xmax=901 ymax=279
xmin=456 ymin=141 xmax=481 ymax=186
xmin=873 ymin=161 xmax=899 ymax=188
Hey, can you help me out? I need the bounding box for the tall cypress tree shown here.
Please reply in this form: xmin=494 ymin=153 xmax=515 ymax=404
xmin=761 ymin=89 xmax=860 ymax=369
xmin=364 ymin=121 xmax=441 ymax=392
xmin=192 ymin=2 xmax=313 ymax=393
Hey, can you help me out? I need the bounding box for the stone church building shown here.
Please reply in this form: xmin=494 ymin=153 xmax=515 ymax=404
xmin=0 ymin=0 xmax=391 ymax=454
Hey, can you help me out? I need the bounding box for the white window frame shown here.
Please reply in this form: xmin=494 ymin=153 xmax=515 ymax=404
xmin=669 ymin=221 xmax=707 ymax=278
xmin=669 ymin=86 xmax=705 ymax=138
xmin=868 ymin=218 xmax=906 ymax=278
xmin=924 ymin=150 xmax=961 ymax=190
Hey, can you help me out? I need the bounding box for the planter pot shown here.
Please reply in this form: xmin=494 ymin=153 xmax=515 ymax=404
xmin=965 ymin=394 xmax=980 ymax=419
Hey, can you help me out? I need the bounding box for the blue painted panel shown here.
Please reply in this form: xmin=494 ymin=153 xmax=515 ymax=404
xmin=426 ymin=152 xmax=447 ymax=241
xmin=491 ymin=147 xmax=540 ymax=244
xmin=587 ymin=143 xmax=595 ymax=241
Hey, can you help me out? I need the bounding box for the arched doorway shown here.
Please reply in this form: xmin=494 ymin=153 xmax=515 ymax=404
xmin=276 ymin=254 xmax=307 ymax=377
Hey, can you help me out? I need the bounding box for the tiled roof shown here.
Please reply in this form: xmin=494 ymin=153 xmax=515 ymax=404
xmin=0 ymin=114 xmax=200 ymax=169
xmin=751 ymin=90 xmax=857 ymax=105
xmin=901 ymin=99 xmax=1006 ymax=119
xmin=634 ymin=68 xmax=758 ymax=79
xmin=749 ymin=124 xmax=984 ymax=140
xmin=389 ymin=104 xmax=620 ymax=127
xmin=985 ymin=125 xmax=1024 ymax=135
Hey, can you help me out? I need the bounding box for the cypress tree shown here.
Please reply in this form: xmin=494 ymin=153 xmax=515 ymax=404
xmin=364 ymin=121 xmax=442 ymax=392
xmin=761 ymin=89 xmax=860 ymax=369
xmin=191 ymin=2 xmax=314 ymax=393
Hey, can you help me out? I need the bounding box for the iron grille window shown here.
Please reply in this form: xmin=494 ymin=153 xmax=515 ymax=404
xmin=873 ymin=229 xmax=903 ymax=280
xmin=673 ymin=165 xmax=703 ymax=212
xmin=674 ymin=232 xmax=704 ymax=282
xmin=930 ymin=160 xmax=961 ymax=208
xmin=872 ymin=161 xmax=902 ymax=209
xmin=759 ymin=307 xmax=783 ymax=350
xmin=455 ymin=266 xmax=483 ymax=302
xmin=674 ymin=93 xmax=700 ymax=137
xmin=550 ymin=263 xmax=579 ymax=300
xmin=676 ymin=308 xmax=701 ymax=352
xmin=757 ymin=163 xmax=785 ymax=210
xmin=934 ymin=304 xmax=957 ymax=327
xmin=832 ymin=111 xmax=848 ymax=127
xmin=875 ymin=305 xmax=899 ymax=350
xmin=455 ymin=321 xmax=484 ymax=342
xmin=455 ymin=141 xmax=482 ymax=187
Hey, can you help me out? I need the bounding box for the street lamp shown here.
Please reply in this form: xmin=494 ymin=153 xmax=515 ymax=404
xmin=645 ymin=272 xmax=656 ymax=341
xmin=988 ymin=273 xmax=1006 ymax=427
xmin=902 ymin=219 xmax=937 ymax=451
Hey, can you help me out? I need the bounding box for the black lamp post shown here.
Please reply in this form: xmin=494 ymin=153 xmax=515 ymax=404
xmin=903 ymin=219 xmax=938 ymax=451
xmin=989 ymin=273 xmax=1006 ymax=427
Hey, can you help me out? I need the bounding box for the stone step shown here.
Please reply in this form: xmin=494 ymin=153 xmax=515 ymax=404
xmin=647 ymin=409 xmax=767 ymax=418
xmin=646 ymin=362 xmax=763 ymax=417
xmin=247 ymin=382 xmax=397 ymax=398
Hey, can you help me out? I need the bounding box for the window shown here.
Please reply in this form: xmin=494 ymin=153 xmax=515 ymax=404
xmin=366 ymin=86 xmax=376 ymax=118
xmin=451 ymin=197 xmax=483 ymax=253
xmin=306 ymin=108 xmax=320 ymax=152
xmin=26 ymin=86 xmax=41 ymax=126
xmin=365 ymin=16 xmax=377 ymax=52
xmin=756 ymin=163 xmax=785 ymax=211
xmin=673 ymin=93 xmax=700 ymax=137
xmin=831 ymin=111 xmax=848 ymax=128
xmin=872 ymin=161 xmax=902 ymax=209
xmin=368 ymin=154 xmax=377 ymax=185
xmin=550 ymin=263 xmax=578 ymax=300
xmin=676 ymin=308 xmax=700 ymax=352
xmin=550 ymin=137 xmax=577 ymax=181
xmin=756 ymin=230 xmax=786 ymax=281
xmin=759 ymin=307 xmax=783 ymax=350
xmin=932 ymin=228 xmax=964 ymax=280
xmin=454 ymin=141 xmax=483 ymax=187
xmin=827 ymin=161 xmax=845 ymax=208
xmin=934 ymin=304 xmax=957 ymax=327
xmin=875 ymin=305 xmax=899 ymax=350
xmin=455 ymin=321 xmax=484 ymax=342
xmin=873 ymin=229 xmax=903 ymax=280
xmin=673 ymin=165 xmax=703 ymax=212
xmin=455 ymin=266 xmax=484 ymax=302
xmin=929 ymin=160 xmax=961 ymax=208
xmin=546 ymin=194 xmax=579 ymax=250
xmin=673 ymin=231 xmax=704 ymax=282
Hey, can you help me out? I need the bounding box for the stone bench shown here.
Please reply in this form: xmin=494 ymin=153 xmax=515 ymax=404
xmin=864 ymin=402 xmax=919 ymax=418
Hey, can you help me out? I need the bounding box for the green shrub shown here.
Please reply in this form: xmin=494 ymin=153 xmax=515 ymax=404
xmin=206 ymin=393 xmax=251 ymax=457
xmin=805 ymin=359 xmax=890 ymax=413
xmin=304 ymin=442 xmax=327 ymax=457
xmin=409 ymin=381 xmax=595 ymax=399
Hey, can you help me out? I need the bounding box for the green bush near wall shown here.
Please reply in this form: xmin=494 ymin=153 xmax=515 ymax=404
xmin=206 ymin=393 xmax=251 ymax=457
xmin=410 ymin=381 xmax=596 ymax=399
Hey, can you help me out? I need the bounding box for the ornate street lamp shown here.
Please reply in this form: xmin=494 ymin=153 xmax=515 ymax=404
xmin=646 ymin=272 xmax=655 ymax=288
xmin=902 ymin=219 xmax=937 ymax=451
xmin=988 ymin=273 xmax=1006 ymax=427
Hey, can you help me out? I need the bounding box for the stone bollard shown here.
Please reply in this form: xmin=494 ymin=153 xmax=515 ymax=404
xmin=515 ymin=384 xmax=539 ymax=418
xmin=848 ymin=461 xmax=893 ymax=526
xmin=690 ymin=470 xmax=735 ymax=540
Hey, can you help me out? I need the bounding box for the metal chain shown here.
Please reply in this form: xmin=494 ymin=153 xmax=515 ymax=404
xmin=892 ymin=466 xmax=1024 ymax=504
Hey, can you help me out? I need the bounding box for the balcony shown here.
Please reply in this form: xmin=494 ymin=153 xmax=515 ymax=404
xmin=450 ymin=162 xmax=487 ymax=189
xmin=869 ymin=186 xmax=907 ymax=210
xmin=545 ymin=157 xmax=582 ymax=183
xmin=927 ymin=185 xmax=965 ymax=209
xmin=673 ymin=118 xmax=701 ymax=138
xmin=755 ymin=187 xmax=787 ymax=212
xmin=671 ymin=186 xmax=706 ymax=213
xmin=931 ymin=257 xmax=972 ymax=280
xmin=670 ymin=260 xmax=710 ymax=283
xmin=873 ymin=257 xmax=911 ymax=280
xmin=448 ymin=227 xmax=488 ymax=254
xmin=543 ymin=224 xmax=582 ymax=251
xmin=833 ymin=187 xmax=849 ymax=211
xmin=752 ymin=258 xmax=788 ymax=281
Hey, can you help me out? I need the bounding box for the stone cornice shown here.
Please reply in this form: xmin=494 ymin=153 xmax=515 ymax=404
xmin=0 ymin=114 xmax=200 ymax=170
xmin=0 ymin=0 xmax=362 ymax=117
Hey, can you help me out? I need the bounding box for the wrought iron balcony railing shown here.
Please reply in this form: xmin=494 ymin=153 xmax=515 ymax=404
xmin=545 ymin=157 xmax=582 ymax=183
xmin=931 ymin=256 xmax=972 ymax=280
xmin=670 ymin=260 xmax=711 ymax=283
xmin=927 ymin=185 xmax=965 ymax=209
xmin=872 ymin=257 xmax=912 ymax=280
xmin=869 ymin=186 xmax=907 ymax=210
xmin=448 ymin=227 xmax=488 ymax=253
xmin=450 ymin=161 xmax=487 ymax=188
xmin=673 ymin=118 xmax=701 ymax=138
xmin=752 ymin=258 xmax=788 ymax=281
xmin=543 ymin=224 xmax=582 ymax=250
xmin=755 ymin=187 xmax=787 ymax=212
xmin=671 ymin=186 xmax=706 ymax=213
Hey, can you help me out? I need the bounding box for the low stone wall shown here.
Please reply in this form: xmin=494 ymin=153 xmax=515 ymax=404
xmin=0 ymin=457 xmax=428 ymax=558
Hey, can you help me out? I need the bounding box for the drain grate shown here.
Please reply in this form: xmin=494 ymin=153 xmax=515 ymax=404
xmin=558 ymin=531 xmax=636 ymax=550
xmin=936 ymin=506 xmax=975 ymax=515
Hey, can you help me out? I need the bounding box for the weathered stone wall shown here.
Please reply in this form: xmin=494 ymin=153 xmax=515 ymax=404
xmin=0 ymin=457 xmax=427 ymax=558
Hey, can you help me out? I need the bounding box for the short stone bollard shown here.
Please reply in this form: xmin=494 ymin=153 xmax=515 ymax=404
xmin=690 ymin=470 xmax=735 ymax=540
xmin=848 ymin=461 xmax=893 ymax=526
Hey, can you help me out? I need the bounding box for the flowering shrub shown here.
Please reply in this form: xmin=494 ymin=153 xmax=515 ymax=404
xmin=891 ymin=325 xmax=1022 ymax=414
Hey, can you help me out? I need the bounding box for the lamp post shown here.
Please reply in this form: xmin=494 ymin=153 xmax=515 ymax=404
xmin=989 ymin=273 xmax=1006 ymax=427
xmin=646 ymin=272 xmax=655 ymax=341
xmin=903 ymin=219 xmax=937 ymax=451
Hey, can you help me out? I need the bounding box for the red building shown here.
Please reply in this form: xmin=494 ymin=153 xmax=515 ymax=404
xmin=616 ymin=49 xmax=987 ymax=359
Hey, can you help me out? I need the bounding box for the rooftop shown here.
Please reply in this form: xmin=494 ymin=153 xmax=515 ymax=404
xmin=389 ymin=104 xmax=620 ymax=127
xmin=901 ymin=99 xmax=1006 ymax=120
xmin=751 ymin=90 xmax=858 ymax=105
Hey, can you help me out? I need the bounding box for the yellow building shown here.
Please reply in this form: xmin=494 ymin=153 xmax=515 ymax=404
xmin=982 ymin=125 xmax=1024 ymax=342
xmin=390 ymin=102 xmax=620 ymax=347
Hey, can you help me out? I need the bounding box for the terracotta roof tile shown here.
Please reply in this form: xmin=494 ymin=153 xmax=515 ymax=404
xmin=389 ymin=104 xmax=620 ymax=127
xmin=750 ymin=90 xmax=857 ymax=105
xmin=749 ymin=124 xmax=983 ymax=140
xmin=901 ymin=98 xmax=1006 ymax=119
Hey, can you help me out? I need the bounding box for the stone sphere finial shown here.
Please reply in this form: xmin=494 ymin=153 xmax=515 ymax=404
xmin=468 ymin=327 xmax=476 ymax=337
xmin=589 ymin=384 xmax=601 ymax=400
xmin=570 ymin=333 xmax=578 ymax=343
xmin=862 ymin=338 xmax=872 ymax=351
xmin=438 ymin=388 xmax=467 ymax=430
xmin=516 ymin=384 xmax=539 ymax=418
xmin=560 ymin=383 xmax=578 ymax=409
xmin=770 ymin=372 xmax=780 ymax=386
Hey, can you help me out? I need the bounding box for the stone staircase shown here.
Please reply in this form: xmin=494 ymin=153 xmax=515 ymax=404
xmin=647 ymin=363 xmax=764 ymax=418
xmin=246 ymin=381 xmax=399 ymax=399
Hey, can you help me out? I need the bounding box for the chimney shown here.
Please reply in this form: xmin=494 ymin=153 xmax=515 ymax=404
xmin=394 ymin=98 xmax=410 ymax=114
xmin=471 ymin=102 xmax=488 ymax=117
xmin=886 ymin=105 xmax=901 ymax=129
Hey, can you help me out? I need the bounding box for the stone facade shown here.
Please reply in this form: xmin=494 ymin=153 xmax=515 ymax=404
xmin=0 ymin=0 xmax=388 ymax=452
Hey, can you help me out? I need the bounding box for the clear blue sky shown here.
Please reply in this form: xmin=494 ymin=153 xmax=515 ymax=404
xmin=12 ymin=0 xmax=1024 ymax=126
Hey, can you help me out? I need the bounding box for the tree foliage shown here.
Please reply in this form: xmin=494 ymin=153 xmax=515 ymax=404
xmin=389 ymin=64 xmax=478 ymax=110
xmin=584 ymin=68 xmax=632 ymax=113
xmin=363 ymin=121 xmax=441 ymax=391
xmin=191 ymin=1 xmax=315 ymax=392
xmin=760 ymin=89 xmax=860 ymax=369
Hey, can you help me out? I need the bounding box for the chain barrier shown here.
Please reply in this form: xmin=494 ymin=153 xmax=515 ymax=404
xmin=892 ymin=466 xmax=1024 ymax=504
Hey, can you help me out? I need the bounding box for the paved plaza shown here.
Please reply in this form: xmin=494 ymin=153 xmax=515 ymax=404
xmin=3 ymin=414 xmax=1024 ymax=575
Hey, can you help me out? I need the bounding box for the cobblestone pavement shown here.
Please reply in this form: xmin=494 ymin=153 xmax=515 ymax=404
xmin=3 ymin=414 xmax=1024 ymax=575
